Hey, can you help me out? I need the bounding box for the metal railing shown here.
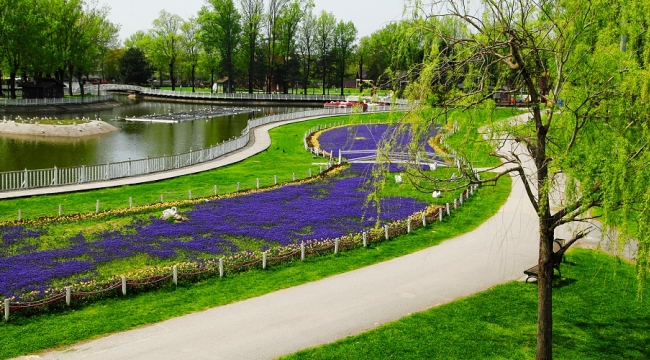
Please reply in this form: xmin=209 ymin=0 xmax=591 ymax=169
xmin=1 ymin=95 xmax=115 ymax=107
xmin=0 ymin=104 xmax=409 ymax=192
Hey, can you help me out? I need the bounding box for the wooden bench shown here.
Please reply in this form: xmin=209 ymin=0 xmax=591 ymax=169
xmin=524 ymin=239 xmax=565 ymax=283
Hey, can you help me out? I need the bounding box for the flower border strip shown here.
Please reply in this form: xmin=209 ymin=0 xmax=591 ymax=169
xmin=1 ymin=185 xmax=479 ymax=321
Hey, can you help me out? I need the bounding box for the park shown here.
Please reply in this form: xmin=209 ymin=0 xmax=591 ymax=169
xmin=1 ymin=1 xmax=649 ymax=360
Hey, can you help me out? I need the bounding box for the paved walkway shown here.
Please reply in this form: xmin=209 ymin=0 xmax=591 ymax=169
xmin=0 ymin=115 xmax=329 ymax=200
xmin=24 ymin=120 xmax=548 ymax=359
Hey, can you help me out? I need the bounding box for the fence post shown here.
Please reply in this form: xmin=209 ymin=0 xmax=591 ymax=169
xmin=309 ymin=168 xmax=312 ymax=177
xmin=334 ymin=239 xmax=339 ymax=254
xmin=129 ymin=197 xmax=133 ymax=208
xmin=173 ymin=266 xmax=178 ymax=286
xmin=219 ymin=258 xmax=224 ymax=277
xmin=23 ymin=168 xmax=28 ymax=189
xmin=422 ymin=212 xmax=426 ymax=227
xmin=338 ymin=149 xmax=342 ymax=165
xmin=439 ymin=209 xmax=443 ymax=222
xmin=53 ymin=166 xmax=58 ymax=186
xmin=301 ymin=242 xmax=305 ymax=261
xmin=18 ymin=209 xmax=21 ymax=221
xmin=214 ymin=185 xmax=218 ymax=196
xmin=256 ymin=178 xmax=260 ymax=189
xmin=385 ymin=224 xmax=389 ymax=240
xmin=293 ymin=173 xmax=296 ymax=181
xmin=121 ymin=276 xmax=127 ymax=295
xmin=58 ymin=204 xmax=62 ymax=217
xmin=4 ymin=299 xmax=9 ymax=321
xmin=454 ymin=198 xmax=458 ymax=209
xmin=460 ymin=193 xmax=464 ymax=205
xmin=407 ymin=219 xmax=411 ymax=234
xmin=363 ymin=231 xmax=367 ymax=247
xmin=66 ymin=287 xmax=71 ymax=306
xmin=446 ymin=203 xmax=450 ymax=216
xmin=237 ymin=182 xmax=240 ymax=192
xmin=319 ymin=166 xmax=322 ymax=174
xmin=96 ymin=200 xmax=100 ymax=213
xmin=262 ymin=251 xmax=267 ymax=269
xmin=189 ymin=190 xmax=192 ymax=200
xmin=274 ymin=175 xmax=277 ymax=185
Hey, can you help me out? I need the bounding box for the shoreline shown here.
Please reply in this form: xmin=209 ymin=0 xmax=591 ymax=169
xmin=0 ymin=120 xmax=118 ymax=138
xmin=0 ymin=99 xmax=120 ymax=113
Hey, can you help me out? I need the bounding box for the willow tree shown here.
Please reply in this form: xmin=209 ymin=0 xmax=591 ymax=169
xmin=398 ymin=0 xmax=650 ymax=359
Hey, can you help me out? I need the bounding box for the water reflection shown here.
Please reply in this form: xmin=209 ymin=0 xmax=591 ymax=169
xmin=0 ymin=94 xmax=310 ymax=172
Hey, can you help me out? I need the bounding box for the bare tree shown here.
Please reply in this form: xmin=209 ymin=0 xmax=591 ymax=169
xmin=239 ymin=0 xmax=264 ymax=93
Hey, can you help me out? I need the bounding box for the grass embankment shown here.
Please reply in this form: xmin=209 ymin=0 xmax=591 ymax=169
xmin=0 ymin=112 xmax=399 ymax=222
xmin=283 ymin=249 xmax=649 ymax=360
xmin=0 ymin=173 xmax=511 ymax=359
xmin=444 ymin=107 xmax=525 ymax=168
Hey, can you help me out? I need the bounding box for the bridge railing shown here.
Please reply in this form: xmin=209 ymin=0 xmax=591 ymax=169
xmin=1 ymin=95 xmax=115 ymax=107
xmin=0 ymin=104 xmax=410 ymax=193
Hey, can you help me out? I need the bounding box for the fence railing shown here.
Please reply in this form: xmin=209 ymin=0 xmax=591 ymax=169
xmin=2 ymin=182 xmax=482 ymax=321
xmin=0 ymin=105 xmax=408 ymax=193
xmin=1 ymin=95 xmax=115 ymax=107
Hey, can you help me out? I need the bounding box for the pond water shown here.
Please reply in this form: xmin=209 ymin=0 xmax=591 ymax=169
xmin=0 ymin=94 xmax=310 ymax=172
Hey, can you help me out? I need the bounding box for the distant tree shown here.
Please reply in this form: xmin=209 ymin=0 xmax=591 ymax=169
xmin=278 ymin=0 xmax=304 ymax=93
xmin=297 ymin=2 xmax=316 ymax=94
xmin=119 ymin=47 xmax=153 ymax=85
xmin=265 ymin=0 xmax=289 ymax=93
xmin=199 ymin=0 xmax=241 ymax=93
xmin=239 ymin=0 xmax=264 ymax=93
xmin=198 ymin=48 xmax=221 ymax=93
xmin=333 ymin=21 xmax=357 ymax=96
xmin=181 ymin=18 xmax=201 ymax=92
xmin=315 ymin=11 xmax=336 ymax=95
xmin=152 ymin=10 xmax=183 ymax=91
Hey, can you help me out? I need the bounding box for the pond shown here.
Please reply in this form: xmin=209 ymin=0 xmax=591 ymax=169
xmin=0 ymin=94 xmax=311 ymax=172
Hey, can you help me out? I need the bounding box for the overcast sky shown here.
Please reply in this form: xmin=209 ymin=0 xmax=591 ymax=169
xmin=97 ymin=0 xmax=410 ymax=44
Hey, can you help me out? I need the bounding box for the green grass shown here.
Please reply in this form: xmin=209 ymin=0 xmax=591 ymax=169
xmin=445 ymin=107 xmax=525 ymax=168
xmin=0 ymin=111 xmax=401 ymax=222
xmin=0 ymin=174 xmax=511 ymax=359
xmin=282 ymin=249 xmax=650 ymax=360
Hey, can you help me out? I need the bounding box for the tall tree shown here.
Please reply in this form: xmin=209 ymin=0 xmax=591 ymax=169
xmin=239 ymin=0 xmax=264 ymax=93
xmin=119 ymin=47 xmax=153 ymax=85
xmin=315 ymin=11 xmax=336 ymax=95
xmin=181 ymin=18 xmax=201 ymax=92
xmin=199 ymin=0 xmax=241 ymax=93
xmin=152 ymin=10 xmax=183 ymax=91
xmin=297 ymin=1 xmax=316 ymax=94
xmin=278 ymin=0 xmax=304 ymax=93
xmin=401 ymin=1 xmax=650 ymax=359
xmin=333 ymin=21 xmax=357 ymax=96
xmin=265 ymin=0 xmax=289 ymax=93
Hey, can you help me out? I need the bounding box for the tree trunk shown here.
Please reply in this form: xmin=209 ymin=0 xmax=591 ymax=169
xmin=248 ymin=36 xmax=255 ymax=94
xmin=170 ymin=61 xmax=176 ymax=91
xmin=10 ymin=71 xmax=17 ymax=99
xmin=191 ymin=65 xmax=196 ymax=93
xmin=77 ymin=71 xmax=85 ymax=98
xmin=0 ymin=69 xmax=3 ymax=97
xmin=68 ymin=64 xmax=74 ymax=97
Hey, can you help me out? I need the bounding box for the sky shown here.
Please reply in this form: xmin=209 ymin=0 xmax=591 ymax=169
xmin=96 ymin=0 xmax=410 ymax=44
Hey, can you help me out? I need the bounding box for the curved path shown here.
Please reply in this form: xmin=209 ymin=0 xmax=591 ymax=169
xmin=23 ymin=116 xmax=550 ymax=360
xmin=0 ymin=114 xmax=331 ymax=200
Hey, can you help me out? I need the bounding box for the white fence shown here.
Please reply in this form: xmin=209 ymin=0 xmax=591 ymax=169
xmin=0 ymin=105 xmax=408 ymax=192
xmin=1 ymin=95 xmax=115 ymax=107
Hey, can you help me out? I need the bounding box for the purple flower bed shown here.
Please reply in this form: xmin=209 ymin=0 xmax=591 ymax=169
xmin=317 ymin=124 xmax=438 ymax=159
xmin=0 ymin=165 xmax=427 ymax=299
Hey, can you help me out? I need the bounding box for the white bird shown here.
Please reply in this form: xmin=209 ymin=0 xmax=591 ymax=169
xmin=429 ymin=163 xmax=437 ymax=171
xmin=395 ymin=174 xmax=403 ymax=184
xmin=161 ymin=206 xmax=178 ymax=220
xmin=432 ymin=191 xmax=441 ymax=198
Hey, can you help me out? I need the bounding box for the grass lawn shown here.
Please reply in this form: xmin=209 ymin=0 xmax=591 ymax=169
xmin=0 ymin=174 xmax=511 ymax=359
xmin=282 ymin=249 xmax=650 ymax=360
xmin=444 ymin=107 xmax=526 ymax=168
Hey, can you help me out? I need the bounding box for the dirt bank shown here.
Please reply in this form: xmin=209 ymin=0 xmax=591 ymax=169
xmin=0 ymin=120 xmax=118 ymax=137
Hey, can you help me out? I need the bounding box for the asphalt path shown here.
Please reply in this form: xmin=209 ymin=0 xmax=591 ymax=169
xmin=22 ymin=118 xmax=546 ymax=360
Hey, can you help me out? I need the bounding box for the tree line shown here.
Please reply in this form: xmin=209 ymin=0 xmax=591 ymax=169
xmin=0 ymin=0 xmax=120 ymax=99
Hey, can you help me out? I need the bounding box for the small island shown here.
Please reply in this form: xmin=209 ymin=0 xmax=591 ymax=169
xmin=0 ymin=117 xmax=118 ymax=137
